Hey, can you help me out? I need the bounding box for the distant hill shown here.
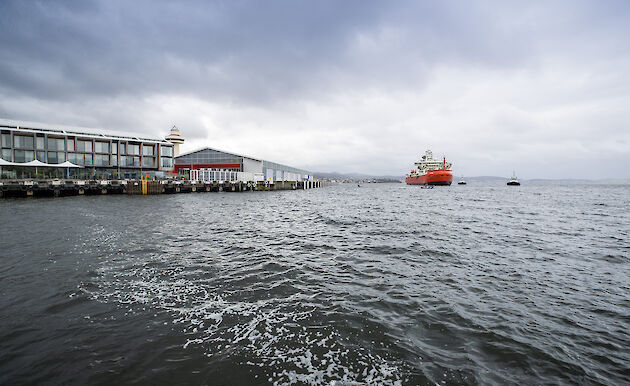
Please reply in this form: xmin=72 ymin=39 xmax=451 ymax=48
xmin=314 ymin=171 xmax=402 ymax=181
xmin=314 ymin=172 xmax=630 ymax=185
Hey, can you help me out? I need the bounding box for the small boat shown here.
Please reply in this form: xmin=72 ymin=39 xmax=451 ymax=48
xmin=507 ymin=171 xmax=520 ymax=186
xmin=420 ymin=185 xmax=434 ymax=189
xmin=458 ymin=176 xmax=467 ymax=185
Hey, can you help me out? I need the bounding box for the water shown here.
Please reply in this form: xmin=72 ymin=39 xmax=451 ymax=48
xmin=1 ymin=183 xmax=629 ymax=385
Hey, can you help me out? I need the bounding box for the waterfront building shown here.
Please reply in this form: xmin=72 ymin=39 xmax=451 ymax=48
xmin=0 ymin=118 xmax=312 ymax=184
xmin=0 ymin=119 xmax=174 ymax=179
xmin=175 ymin=147 xmax=312 ymax=183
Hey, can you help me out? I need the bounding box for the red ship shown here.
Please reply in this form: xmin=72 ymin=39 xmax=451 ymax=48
xmin=405 ymin=150 xmax=453 ymax=186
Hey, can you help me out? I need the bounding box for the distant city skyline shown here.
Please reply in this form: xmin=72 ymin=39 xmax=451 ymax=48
xmin=1 ymin=0 xmax=629 ymax=179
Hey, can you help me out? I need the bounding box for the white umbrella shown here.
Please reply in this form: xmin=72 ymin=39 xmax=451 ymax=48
xmin=22 ymin=159 xmax=49 ymax=167
xmin=22 ymin=159 xmax=50 ymax=176
xmin=57 ymin=161 xmax=82 ymax=168
xmin=58 ymin=160 xmax=82 ymax=178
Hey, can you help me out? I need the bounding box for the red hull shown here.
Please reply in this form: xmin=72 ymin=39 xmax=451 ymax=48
xmin=406 ymin=169 xmax=453 ymax=185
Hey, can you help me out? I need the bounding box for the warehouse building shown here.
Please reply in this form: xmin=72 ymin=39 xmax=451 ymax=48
xmin=175 ymin=147 xmax=313 ymax=183
xmin=0 ymin=119 xmax=175 ymax=179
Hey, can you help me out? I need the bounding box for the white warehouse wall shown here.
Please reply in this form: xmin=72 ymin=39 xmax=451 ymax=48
xmin=243 ymin=158 xmax=263 ymax=174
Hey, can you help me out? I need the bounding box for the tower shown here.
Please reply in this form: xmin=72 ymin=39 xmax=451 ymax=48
xmin=165 ymin=125 xmax=185 ymax=157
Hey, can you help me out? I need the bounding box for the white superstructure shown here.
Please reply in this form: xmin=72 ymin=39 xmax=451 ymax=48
xmin=409 ymin=150 xmax=452 ymax=175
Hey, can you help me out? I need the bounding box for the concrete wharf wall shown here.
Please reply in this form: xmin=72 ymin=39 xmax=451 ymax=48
xmin=0 ymin=179 xmax=323 ymax=198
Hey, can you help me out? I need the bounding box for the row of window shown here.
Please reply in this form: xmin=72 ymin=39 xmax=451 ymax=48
xmin=1 ymin=149 xmax=173 ymax=168
xmin=1 ymin=133 xmax=173 ymax=157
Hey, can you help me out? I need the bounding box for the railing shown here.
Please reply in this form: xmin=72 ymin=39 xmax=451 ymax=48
xmin=190 ymin=169 xmax=237 ymax=182
xmin=190 ymin=169 xmax=265 ymax=183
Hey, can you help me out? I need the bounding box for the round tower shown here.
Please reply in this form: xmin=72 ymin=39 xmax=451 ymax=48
xmin=165 ymin=125 xmax=185 ymax=157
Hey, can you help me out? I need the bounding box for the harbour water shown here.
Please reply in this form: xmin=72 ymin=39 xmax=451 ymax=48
xmin=1 ymin=183 xmax=629 ymax=384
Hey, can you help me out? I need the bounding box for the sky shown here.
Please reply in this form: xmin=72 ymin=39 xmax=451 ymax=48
xmin=1 ymin=0 xmax=629 ymax=179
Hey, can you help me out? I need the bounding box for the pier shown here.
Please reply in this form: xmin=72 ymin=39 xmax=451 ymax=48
xmin=0 ymin=178 xmax=323 ymax=198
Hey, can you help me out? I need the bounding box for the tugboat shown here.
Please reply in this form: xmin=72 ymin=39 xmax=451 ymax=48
xmin=406 ymin=150 xmax=453 ymax=186
xmin=507 ymin=171 xmax=520 ymax=186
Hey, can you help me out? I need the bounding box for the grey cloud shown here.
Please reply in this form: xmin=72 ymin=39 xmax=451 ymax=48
xmin=1 ymin=0 xmax=629 ymax=177
xmin=0 ymin=0 xmax=581 ymax=103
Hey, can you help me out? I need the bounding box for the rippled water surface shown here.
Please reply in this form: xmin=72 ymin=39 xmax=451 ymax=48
xmin=1 ymin=183 xmax=629 ymax=385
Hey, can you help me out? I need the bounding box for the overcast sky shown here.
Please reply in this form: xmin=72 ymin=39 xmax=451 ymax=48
xmin=1 ymin=0 xmax=629 ymax=178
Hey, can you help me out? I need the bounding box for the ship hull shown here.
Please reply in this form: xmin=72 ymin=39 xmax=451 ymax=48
xmin=405 ymin=170 xmax=453 ymax=185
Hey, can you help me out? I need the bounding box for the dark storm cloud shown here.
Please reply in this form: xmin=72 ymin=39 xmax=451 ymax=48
xmin=0 ymin=0 xmax=573 ymax=103
xmin=1 ymin=0 xmax=386 ymax=103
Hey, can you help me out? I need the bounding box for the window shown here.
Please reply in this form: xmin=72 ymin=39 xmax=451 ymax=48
xmin=142 ymin=157 xmax=155 ymax=168
xmin=119 ymin=142 xmax=125 ymax=154
xmin=161 ymin=146 xmax=173 ymax=157
xmin=47 ymin=138 xmax=65 ymax=151
xmin=36 ymin=151 xmax=46 ymax=162
xmin=127 ymin=144 xmax=140 ymax=155
xmin=95 ymin=154 xmax=109 ymax=166
xmin=14 ymin=150 xmax=34 ymax=162
xmin=1 ymin=133 xmax=10 ymax=148
xmin=84 ymin=154 xmax=93 ymax=166
xmin=124 ymin=156 xmax=140 ymax=166
xmin=95 ymin=142 xmax=109 ymax=153
xmin=112 ymin=142 xmax=117 ymax=154
xmin=161 ymin=157 xmax=173 ymax=168
xmin=67 ymin=139 xmax=75 ymax=152
xmin=68 ymin=153 xmax=82 ymax=165
xmin=111 ymin=154 xmax=117 ymax=166
xmin=142 ymin=145 xmax=154 ymax=156
xmin=77 ymin=140 xmax=92 ymax=152
xmin=36 ymin=137 xmax=45 ymax=150
xmin=1 ymin=149 xmax=11 ymax=161
xmin=14 ymin=135 xmax=34 ymax=149
xmin=48 ymin=152 xmax=65 ymax=164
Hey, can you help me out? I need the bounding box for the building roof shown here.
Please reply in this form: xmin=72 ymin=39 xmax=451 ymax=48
xmin=0 ymin=118 xmax=171 ymax=144
xmin=176 ymin=146 xmax=311 ymax=175
xmin=176 ymin=146 xmax=262 ymax=162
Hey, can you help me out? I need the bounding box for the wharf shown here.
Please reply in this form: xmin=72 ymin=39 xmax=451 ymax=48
xmin=0 ymin=179 xmax=322 ymax=198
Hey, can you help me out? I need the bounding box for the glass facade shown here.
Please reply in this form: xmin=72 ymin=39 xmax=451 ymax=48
xmin=77 ymin=140 xmax=92 ymax=153
xmin=161 ymin=146 xmax=173 ymax=157
xmin=48 ymin=138 xmax=64 ymax=151
xmin=48 ymin=151 xmax=65 ymax=164
xmin=142 ymin=157 xmax=155 ymax=168
xmin=94 ymin=154 xmax=109 ymax=166
xmin=14 ymin=150 xmax=34 ymax=162
xmin=127 ymin=144 xmax=140 ymax=155
xmin=0 ymin=127 xmax=174 ymax=176
xmin=1 ymin=133 xmax=11 ymax=148
xmin=14 ymin=135 xmax=34 ymax=149
xmin=95 ymin=141 xmax=109 ymax=153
